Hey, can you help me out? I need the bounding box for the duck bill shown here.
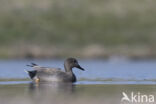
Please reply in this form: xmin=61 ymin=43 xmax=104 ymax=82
xmin=76 ymin=65 xmax=85 ymax=71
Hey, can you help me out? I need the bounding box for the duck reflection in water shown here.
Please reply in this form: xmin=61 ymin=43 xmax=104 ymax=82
xmin=29 ymin=82 xmax=76 ymax=95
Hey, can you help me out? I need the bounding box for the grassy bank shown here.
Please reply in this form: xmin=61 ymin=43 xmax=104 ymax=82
xmin=0 ymin=0 xmax=156 ymax=59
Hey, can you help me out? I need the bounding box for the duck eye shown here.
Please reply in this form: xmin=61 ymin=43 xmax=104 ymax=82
xmin=73 ymin=60 xmax=77 ymax=63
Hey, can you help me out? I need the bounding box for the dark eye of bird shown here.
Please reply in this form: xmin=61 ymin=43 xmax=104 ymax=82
xmin=73 ymin=60 xmax=77 ymax=63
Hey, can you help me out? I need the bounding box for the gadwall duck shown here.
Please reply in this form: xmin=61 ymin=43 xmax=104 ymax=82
xmin=26 ymin=58 xmax=84 ymax=83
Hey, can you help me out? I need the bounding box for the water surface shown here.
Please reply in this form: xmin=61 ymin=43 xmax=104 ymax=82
xmin=0 ymin=59 xmax=156 ymax=104
xmin=0 ymin=83 xmax=156 ymax=104
xmin=0 ymin=59 xmax=156 ymax=84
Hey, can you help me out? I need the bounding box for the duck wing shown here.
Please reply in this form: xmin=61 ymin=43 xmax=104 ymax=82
xmin=26 ymin=63 xmax=62 ymax=80
xmin=27 ymin=63 xmax=61 ymax=71
xmin=36 ymin=68 xmax=72 ymax=82
xmin=26 ymin=63 xmax=74 ymax=82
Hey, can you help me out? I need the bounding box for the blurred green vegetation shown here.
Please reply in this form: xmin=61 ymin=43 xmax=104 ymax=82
xmin=0 ymin=0 xmax=156 ymax=58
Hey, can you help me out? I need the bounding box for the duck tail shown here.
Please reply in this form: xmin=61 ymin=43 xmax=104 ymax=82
xmin=25 ymin=70 xmax=37 ymax=79
xmin=27 ymin=63 xmax=38 ymax=67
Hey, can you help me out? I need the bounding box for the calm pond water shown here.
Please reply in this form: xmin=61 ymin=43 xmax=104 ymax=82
xmin=0 ymin=59 xmax=156 ymax=84
xmin=0 ymin=59 xmax=156 ymax=104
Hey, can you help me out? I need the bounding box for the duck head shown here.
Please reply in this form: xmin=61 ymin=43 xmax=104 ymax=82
xmin=64 ymin=58 xmax=85 ymax=72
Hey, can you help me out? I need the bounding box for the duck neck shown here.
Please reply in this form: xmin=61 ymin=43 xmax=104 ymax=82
xmin=64 ymin=64 xmax=73 ymax=73
xmin=64 ymin=64 xmax=77 ymax=82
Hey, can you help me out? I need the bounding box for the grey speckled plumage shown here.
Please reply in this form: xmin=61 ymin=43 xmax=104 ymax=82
xmin=26 ymin=58 xmax=85 ymax=83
